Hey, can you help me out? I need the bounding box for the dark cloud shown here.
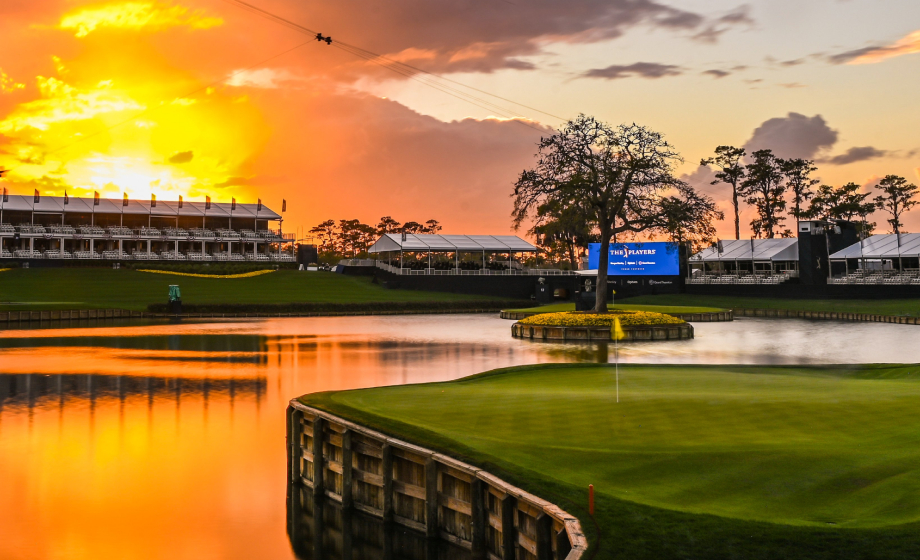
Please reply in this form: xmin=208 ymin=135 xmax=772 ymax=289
xmin=702 ymin=65 xmax=746 ymax=78
xmin=828 ymin=46 xmax=882 ymax=64
xmin=692 ymin=5 xmax=754 ymax=43
xmin=289 ymin=0 xmax=750 ymax=75
xmin=825 ymin=146 xmax=888 ymax=165
xmin=744 ymin=112 xmax=838 ymax=159
xmin=168 ymin=150 xmax=193 ymax=164
xmin=583 ymin=62 xmax=682 ymax=80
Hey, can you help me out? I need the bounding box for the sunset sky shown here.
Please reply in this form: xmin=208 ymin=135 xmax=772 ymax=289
xmin=1 ymin=0 xmax=918 ymax=239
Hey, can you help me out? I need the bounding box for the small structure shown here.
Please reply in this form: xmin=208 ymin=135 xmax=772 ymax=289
xmin=688 ymin=239 xmax=799 ymax=284
xmin=368 ymin=233 xmax=547 ymax=275
xmin=829 ymin=234 xmax=920 ymax=284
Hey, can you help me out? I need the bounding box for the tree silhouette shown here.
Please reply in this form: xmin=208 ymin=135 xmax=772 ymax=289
xmin=873 ymin=175 xmax=920 ymax=235
xmin=701 ymin=146 xmax=744 ymax=240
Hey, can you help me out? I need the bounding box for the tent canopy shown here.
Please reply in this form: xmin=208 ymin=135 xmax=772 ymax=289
xmin=369 ymin=234 xmax=537 ymax=253
xmin=0 ymin=196 xmax=281 ymax=220
xmin=691 ymin=238 xmax=799 ymax=262
xmin=830 ymin=234 xmax=920 ymax=259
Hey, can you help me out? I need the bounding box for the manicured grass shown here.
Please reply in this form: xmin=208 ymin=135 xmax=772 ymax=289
xmin=503 ymin=301 xmax=725 ymax=314
xmin=0 ymin=268 xmax=487 ymax=311
xmin=303 ymin=363 xmax=920 ymax=559
xmin=623 ymin=294 xmax=920 ymax=317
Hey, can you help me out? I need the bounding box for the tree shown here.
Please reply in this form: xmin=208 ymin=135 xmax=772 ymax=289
xmin=780 ymin=158 xmax=819 ymax=221
xmin=700 ymin=146 xmax=744 ymax=240
xmin=808 ymin=182 xmax=876 ymax=223
xmin=653 ymin=191 xmax=723 ymax=255
xmin=873 ymin=175 xmax=920 ymax=235
xmin=376 ymin=216 xmax=401 ymax=235
xmin=423 ymin=219 xmax=442 ymax=233
xmin=309 ymin=219 xmax=336 ymax=252
xmin=400 ymin=221 xmax=425 ymax=234
xmin=513 ymin=115 xmax=707 ymax=312
xmin=530 ymin=198 xmax=596 ymax=269
xmin=740 ymin=149 xmax=786 ymax=238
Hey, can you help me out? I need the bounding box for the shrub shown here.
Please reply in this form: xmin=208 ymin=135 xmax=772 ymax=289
xmin=517 ymin=311 xmax=685 ymax=327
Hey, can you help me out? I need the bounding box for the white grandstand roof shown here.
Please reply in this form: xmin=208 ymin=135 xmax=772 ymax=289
xmin=829 ymin=234 xmax=920 ymax=259
xmin=0 ymin=195 xmax=281 ymax=220
xmin=691 ymin=238 xmax=799 ymax=262
xmin=368 ymin=233 xmax=537 ymax=253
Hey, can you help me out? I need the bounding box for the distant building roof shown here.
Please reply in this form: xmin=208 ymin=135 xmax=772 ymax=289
xmin=0 ymin=195 xmax=281 ymax=220
xmin=830 ymin=234 xmax=920 ymax=259
xmin=691 ymin=238 xmax=799 ymax=262
xmin=368 ymin=233 xmax=537 ymax=253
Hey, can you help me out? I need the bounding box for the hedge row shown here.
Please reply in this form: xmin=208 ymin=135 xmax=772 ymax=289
xmin=127 ymin=262 xmax=297 ymax=274
xmin=147 ymin=300 xmax=533 ymax=314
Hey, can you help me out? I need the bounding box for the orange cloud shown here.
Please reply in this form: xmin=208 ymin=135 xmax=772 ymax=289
xmin=848 ymin=30 xmax=920 ymax=64
xmin=59 ymin=1 xmax=222 ymax=38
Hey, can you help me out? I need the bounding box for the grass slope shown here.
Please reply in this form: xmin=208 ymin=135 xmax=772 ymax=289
xmin=503 ymin=302 xmax=724 ymax=314
xmin=0 ymin=268 xmax=485 ymax=311
xmin=624 ymin=294 xmax=920 ymax=317
xmin=303 ymin=363 xmax=920 ymax=559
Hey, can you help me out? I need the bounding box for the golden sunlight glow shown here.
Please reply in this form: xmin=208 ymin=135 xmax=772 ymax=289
xmin=59 ymin=1 xmax=222 ymax=38
xmin=0 ymin=69 xmax=26 ymax=93
xmin=850 ymin=29 xmax=920 ymax=64
xmin=0 ymin=76 xmax=143 ymax=133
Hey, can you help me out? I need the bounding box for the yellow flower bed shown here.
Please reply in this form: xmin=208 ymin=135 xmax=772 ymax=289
xmin=0 ymin=268 xmax=12 ymax=273
xmin=518 ymin=310 xmax=684 ymax=327
xmin=137 ymin=269 xmax=276 ymax=279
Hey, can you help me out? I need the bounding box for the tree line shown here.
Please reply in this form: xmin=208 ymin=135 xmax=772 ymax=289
xmin=308 ymin=217 xmax=441 ymax=256
xmin=703 ymin=146 xmax=919 ymax=239
xmin=512 ymin=114 xmax=919 ymax=312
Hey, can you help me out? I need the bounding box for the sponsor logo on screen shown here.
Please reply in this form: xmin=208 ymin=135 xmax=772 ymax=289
xmin=587 ymin=242 xmax=680 ymax=276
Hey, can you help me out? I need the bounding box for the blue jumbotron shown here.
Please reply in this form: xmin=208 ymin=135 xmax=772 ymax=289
xmin=587 ymin=242 xmax=680 ymax=276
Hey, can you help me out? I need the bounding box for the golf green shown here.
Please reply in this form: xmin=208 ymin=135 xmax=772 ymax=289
xmin=303 ymin=363 xmax=920 ymax=558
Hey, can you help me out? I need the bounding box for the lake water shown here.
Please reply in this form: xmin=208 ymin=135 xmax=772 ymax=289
xmin=2 ymin=314 xmax=919 ymax=560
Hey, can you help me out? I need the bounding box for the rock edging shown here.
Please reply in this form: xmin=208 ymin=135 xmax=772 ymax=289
xmin=288 ymin=401 xmax=587 ymax=560
xmin=732 ymin=308 xmax=920 ymax=325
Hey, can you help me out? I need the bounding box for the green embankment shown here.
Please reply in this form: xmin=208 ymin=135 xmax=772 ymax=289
xmin=0 ymin=268 xmax=487 ymax=311
xmin=303 ymin=363 xmax=920 ymax=559
xmin=503 ymin=302 xmax=725 ymax=314
xmin=623 ymin=294 xmax=920 ymax=317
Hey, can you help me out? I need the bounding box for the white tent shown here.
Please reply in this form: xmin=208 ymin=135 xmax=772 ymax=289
xmin=368 ymin=234 xmax=536 ymax=253
xmin=829 ymin=234 xmax=920 ymax=259
xmin=691 ymin=238 xmax=799 ymax=262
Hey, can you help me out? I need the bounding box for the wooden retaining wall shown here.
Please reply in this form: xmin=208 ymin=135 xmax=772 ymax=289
xmin=0 ymin=309 xmax=144 ymax=325
xmin=288 ymin=402 xmax=587 ymax=560
xmin=501 ymin=310 xmax=732 ymax=322
xmin=732 ymin=308 xmax=920 ymax=325
xmin=511 ymin=322 xmax=694 ymax=342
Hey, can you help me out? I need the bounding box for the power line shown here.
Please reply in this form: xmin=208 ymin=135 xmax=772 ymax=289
xmin=217 ymin=0 xmax=566 ymax=128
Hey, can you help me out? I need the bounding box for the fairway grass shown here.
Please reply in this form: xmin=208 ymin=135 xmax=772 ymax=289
xmin=503 ymin=302 xmax=725 ymax=314
xmin=303 ymin=363 xmax=920 ymax=559
xmin=0 ymin=268 xmax=486 ymax=311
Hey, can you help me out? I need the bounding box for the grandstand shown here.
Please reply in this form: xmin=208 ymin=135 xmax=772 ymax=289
xmin=0 ymin=194 xmax=295 ymax=261
xmin=688 ymin=239 xmax=800 ymax=285
xmin=829 ymin=234 xmax=920 ymax=284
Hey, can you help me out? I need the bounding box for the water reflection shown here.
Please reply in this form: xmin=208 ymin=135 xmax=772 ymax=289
xmin=287 ymin=486 xmax=469 ymax=560
xmin=1 ymin=314 xmax=919 ymax=560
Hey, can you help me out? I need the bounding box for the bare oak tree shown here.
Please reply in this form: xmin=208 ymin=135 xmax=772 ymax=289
xmin=512 ymin=115 xmax=709 ymax=312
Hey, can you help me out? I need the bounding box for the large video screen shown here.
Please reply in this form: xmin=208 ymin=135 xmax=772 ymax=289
xmin=587 ymin=242 xmax=680 ymax=276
